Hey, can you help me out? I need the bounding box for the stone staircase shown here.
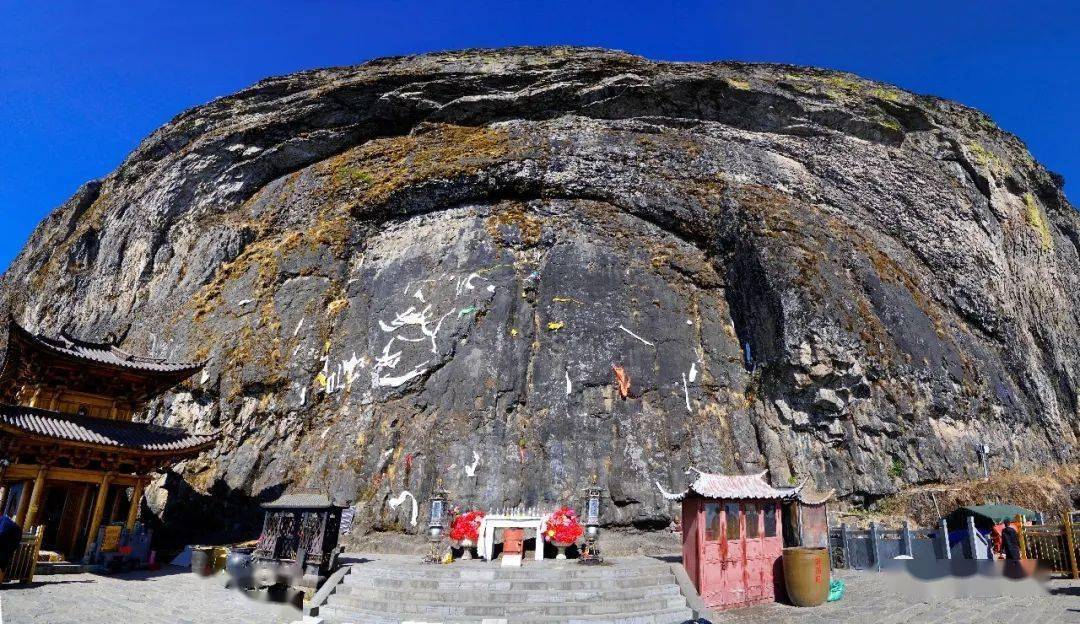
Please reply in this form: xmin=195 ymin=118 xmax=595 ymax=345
xmin=314 ymin=556 xmax=697 ymax=624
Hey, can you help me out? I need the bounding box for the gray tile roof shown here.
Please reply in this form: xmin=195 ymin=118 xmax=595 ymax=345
xmin=0 ymin=404 xmax=218 ymax=453
xmin=658 ymin=470 xmax=800 ymax=501
xmin=33 ymin=331 xmax=203 ymax=375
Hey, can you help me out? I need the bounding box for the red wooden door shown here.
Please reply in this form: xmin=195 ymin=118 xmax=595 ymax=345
xmin=743 ymin=502 xmax=765 ymax=603
xmin=762 ymin=501 xmax=783 ymax=601
xmin=742 ymin=500 xmax=783 ymax=605
xmin=698 ymin=502 xmax=725 ymax=607
xmin=720 ymin=501 xmax=747 ymax=608
xmin=681 ymin=499 xmax=701 ymax=591
xmin=696 ymin=499 xmax=782 ymax=610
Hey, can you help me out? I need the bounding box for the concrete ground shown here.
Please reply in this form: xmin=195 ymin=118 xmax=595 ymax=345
xmin=0 ymin=567 xmax=298 ymax=624
xmin=711 ymin=568 xmax=1080 ymax=624
xmin=0 ymin=563 xmax=1077 ymax=623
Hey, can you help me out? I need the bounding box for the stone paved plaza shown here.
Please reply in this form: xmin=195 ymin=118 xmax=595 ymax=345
xmin=0 ymin=568 xmax=297 ymax=624
xmin=0 ymin=565 xmax=1077 ymax=623
xmin=712 ymin=569 xmax=1080 ymax=624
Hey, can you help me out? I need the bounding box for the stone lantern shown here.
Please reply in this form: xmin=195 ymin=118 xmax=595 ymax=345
xmin=579 ymin=480 xmax=604 ymax=565
xmin=423 ymin=487 xmax=450 ymax=563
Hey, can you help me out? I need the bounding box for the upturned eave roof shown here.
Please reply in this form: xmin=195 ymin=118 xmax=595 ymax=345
xmin=0 ymin=403 xmax=219 ymax=455
xmin=4 ymin=317 xmax=204 ymax=377
xmin=657 ymin=469 xmax=802 ymax=501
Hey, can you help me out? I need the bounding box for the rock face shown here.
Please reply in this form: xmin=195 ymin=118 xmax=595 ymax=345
xmin=2 ymin=47 xmax=1078 ymax=543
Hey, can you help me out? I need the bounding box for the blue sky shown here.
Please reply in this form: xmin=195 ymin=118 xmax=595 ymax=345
xmin=1 ymin=1 xmax=1077 ymax=273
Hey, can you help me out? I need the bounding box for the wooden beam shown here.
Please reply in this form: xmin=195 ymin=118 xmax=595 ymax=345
xmin=83 ymin=472 xmax=114 ymax=560
xmin=2 ymin=463 xmax=137 ymax=487
xmin=23 ymin=465 xmax=48 ymax=528
xmin=125 ymin=478 xmax=145 ymax=530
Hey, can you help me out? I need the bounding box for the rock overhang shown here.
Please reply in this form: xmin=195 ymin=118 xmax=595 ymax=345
xmin=0 ymin=47 xmax=1076 ymax=545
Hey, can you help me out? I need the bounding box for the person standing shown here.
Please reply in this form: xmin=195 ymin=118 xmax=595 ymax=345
xmin=1001 ymin=518 xmax=1022 ymax=560
xmin=990 ymin=521 xmax=1005 ymax=558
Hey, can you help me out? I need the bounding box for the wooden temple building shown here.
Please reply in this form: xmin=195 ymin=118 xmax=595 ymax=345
xmin=0 ymin=318 xmax=217 ymax=563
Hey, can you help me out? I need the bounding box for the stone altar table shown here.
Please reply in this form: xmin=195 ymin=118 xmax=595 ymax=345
xmin=478 ymin=512 xmax=549 ymax=562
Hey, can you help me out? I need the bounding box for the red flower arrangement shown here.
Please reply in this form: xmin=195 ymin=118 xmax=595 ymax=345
xmin=449 ymin=509 xmax=485 ymax=543
xmin=543 ymin=506 xmax=584 ymax=544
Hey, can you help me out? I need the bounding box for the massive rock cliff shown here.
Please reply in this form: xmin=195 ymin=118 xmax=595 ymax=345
xmin=2 ymin=47 xmax=1078 ymax=543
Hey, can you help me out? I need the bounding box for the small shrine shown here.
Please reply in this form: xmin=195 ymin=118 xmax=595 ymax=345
xmin=661 ymin=469 xmax=795 ymax=611
xmin=0 ymin=318 xmax=217 ymax=566
xmin=783 ymin=487 xmax=834 ymax=549
xmin=253 ymin=493 xmax=343 ymax=588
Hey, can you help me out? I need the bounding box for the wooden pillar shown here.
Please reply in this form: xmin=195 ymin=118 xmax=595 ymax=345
xmin=48 ymin=387 xmax=63 ymax=411
xmin=1015 ymin=514 xmax=1027 ymax=559
xmin=83 ymin=472 xmax=114 ymax=559
xmin=125 ymin=479 xmax=145 ymax=530
xmin=14 ymin=480 xmax=32 ymax=526
xmin=23 ymin=466 xmax=48 ymax=528
xmin=0 ymin=485 xmax=8 ymax=515
xmin=1064 ymin=511 xmax=1078 ymax=580
xmin=27 ymin=384 xmax=43 ymax=408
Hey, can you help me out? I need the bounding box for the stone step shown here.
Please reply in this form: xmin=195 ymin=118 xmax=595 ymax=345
xmin=343 ymin=572 xmax=676 ymax=593
xmin=341 ymin=561 xmax=673 ymax=582
xmin=341 ymin=561 xmax=673 ymax=578
xmin=34 ymin=563 xmax=88 ymax=575
xmin=318 ymin=559 xmax=694 ymax=624
xmin=319 ymin=604 xmax=696 ymax=624
xmin=335 ymin=582 xmax=682 ymax=605
xmin=325 ymin=592 xmax=688 ymax=618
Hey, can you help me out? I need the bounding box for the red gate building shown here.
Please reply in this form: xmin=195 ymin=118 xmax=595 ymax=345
xmin=664 ymin=470 xmax=794 ymax=610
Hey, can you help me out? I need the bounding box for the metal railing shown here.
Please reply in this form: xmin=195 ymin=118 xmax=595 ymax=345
xmin=829 ymin=511 xmax=1080 ymax=579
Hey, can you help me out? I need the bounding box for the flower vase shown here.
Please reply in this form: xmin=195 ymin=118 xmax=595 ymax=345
xmin=459 ymin=539 xmax=476 ymax=560
xmin=553 ymin=541 xmax=574 ymax=560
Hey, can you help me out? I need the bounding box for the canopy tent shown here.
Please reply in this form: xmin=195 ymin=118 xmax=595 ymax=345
xmin=945 ymin=504 xmax=1038 ymax=531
